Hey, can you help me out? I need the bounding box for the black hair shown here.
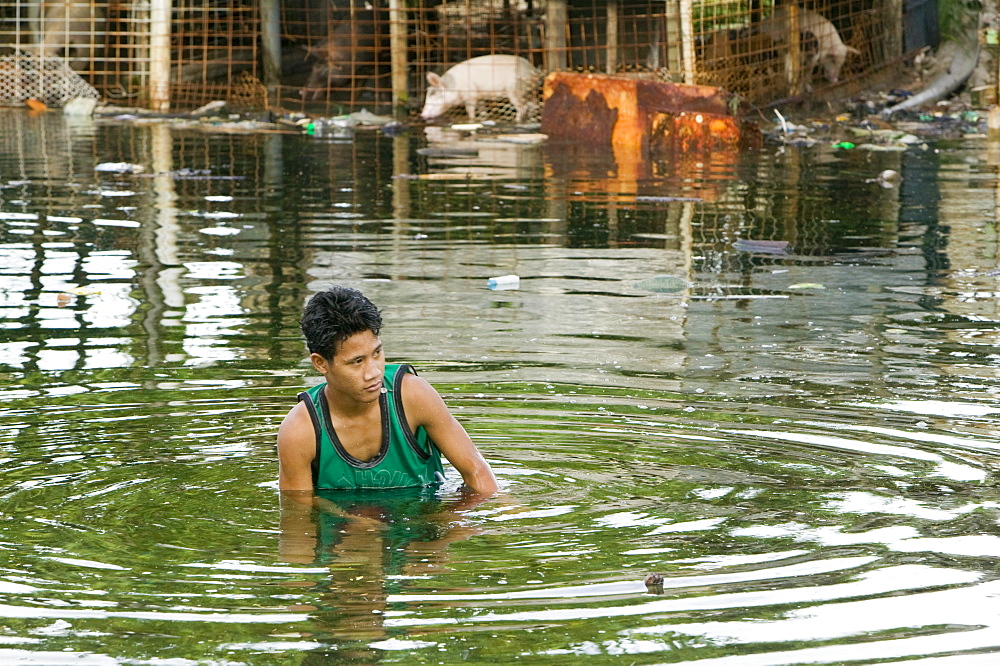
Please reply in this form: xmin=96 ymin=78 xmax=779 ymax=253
xmin=300 ymin=286 xmax=383 ymax=359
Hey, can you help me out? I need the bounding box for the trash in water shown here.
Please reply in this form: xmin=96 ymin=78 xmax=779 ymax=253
xmin=633 ymin=275 xmax=690 ymax=293
xmin=487 ymin=275 xmax=520 ymax=290
xmin=63 ymin=97 xmax=97 ymax=117
xmin=789 ymin=283 xmax=825 ymax=290
xmin=95 ymin=162 xmax=145 ymax=174
xmin=733 ymin=239 xmax=789 ymax=254
xmin=865 ymin=169 xmax=901 ymax=188
xmin=416 ymin=146 xmax=480 ymax=157
xmin=479 ymin=133 xmax=548 ymax=144
xmin=831 ymin=141 xmax=855 ymax=150
xmin=635 ymin=195 xmax=704 ymax=203
xmin=348 ymin=108 xmax=397 ymax=126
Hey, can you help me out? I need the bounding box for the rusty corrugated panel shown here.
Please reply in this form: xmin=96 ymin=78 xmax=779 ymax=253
xmin=540 ymin=71 xmax=760 ymax=157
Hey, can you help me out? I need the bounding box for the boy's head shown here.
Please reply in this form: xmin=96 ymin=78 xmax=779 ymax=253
xmin=300 ymin=287 xmax=383 ymax=360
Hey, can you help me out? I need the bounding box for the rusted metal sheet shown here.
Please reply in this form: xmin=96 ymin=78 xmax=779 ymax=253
xmin=540 ymin=71 xmax=759 ymax=157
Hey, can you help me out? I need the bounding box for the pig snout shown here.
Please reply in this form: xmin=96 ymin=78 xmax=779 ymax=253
xmin=420 ymin=89 xmax=454 ymax=120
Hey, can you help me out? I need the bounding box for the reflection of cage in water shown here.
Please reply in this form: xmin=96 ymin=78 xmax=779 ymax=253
xmin=0 ymin=0 xmax=907 ymax=113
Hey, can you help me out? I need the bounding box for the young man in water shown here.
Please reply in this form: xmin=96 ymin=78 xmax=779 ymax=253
xmin=277 ymin=286 xmax=498 ymax=496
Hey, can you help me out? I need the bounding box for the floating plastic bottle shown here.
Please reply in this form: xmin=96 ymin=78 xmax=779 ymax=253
xmin=487 ymin=274 xmax=520 ymax=290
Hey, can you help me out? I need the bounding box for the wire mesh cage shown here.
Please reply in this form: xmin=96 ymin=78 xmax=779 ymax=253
xmin=0 ymin=0 xmax=904 ymax=114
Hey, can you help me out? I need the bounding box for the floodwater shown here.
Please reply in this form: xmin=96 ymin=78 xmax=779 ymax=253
xmin=1 ymin=107 xmax=999 ymax=665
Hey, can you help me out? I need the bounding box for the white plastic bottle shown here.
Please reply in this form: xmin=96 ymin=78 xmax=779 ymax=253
xmin=486 ymin=274 xmax=520 ymax=290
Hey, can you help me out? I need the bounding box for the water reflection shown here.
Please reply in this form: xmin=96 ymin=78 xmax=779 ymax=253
xmin=278 ymin=488 xmax=486 ymax=661
xmin=1 ymin=108 xmax=1000 ymax=662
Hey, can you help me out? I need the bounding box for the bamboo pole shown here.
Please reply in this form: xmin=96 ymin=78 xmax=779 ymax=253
xmin=260 ymin=0 xmax=282 ymax=106
xmin=678 ymin=0 xmax=695 ymax=84
xmin=786 ymin=4 xmax=801 ymax=95
xmin=545 ymin=0 xmax=567 ymax=71
xmin=389 ymin=0 xmax=408 ymax=113
xmin=149 ymin=0 xmax=171 ymax=112
xmin=664 ymin=0 xmax=681 ymax=80
xmin=606 ymin=1 xmax=618 ymax=74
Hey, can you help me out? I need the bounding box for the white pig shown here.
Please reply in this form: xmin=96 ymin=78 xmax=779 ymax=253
xmin=421 ymin=54 xmax=539 ymax=123
xmin=759 ymin=6 xmax=859 ymax=83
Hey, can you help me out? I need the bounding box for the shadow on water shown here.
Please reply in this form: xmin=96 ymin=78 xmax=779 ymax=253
xmin=1 ymin=108 xmax=1000 ymax=663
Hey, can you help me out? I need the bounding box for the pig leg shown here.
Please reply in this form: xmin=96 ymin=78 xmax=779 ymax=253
xmin=465 ymin=100 xmax=477 ymax=120
xmin=507 ymin=85 xmax=527 ymax=122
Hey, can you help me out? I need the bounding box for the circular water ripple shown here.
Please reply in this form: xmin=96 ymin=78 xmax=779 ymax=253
xmin=1 ymin=115 xmax=1000 ymax=663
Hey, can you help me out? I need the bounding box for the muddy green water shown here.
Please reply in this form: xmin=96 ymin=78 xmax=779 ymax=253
xmin=1 ymin=109 xmax=1000 ymax=664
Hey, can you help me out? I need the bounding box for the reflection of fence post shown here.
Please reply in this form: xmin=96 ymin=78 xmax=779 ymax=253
xmin=149 ymin=0 xmax=171 ymax=111
xmin=391 ymin=135 xmax=411 ymax=220
xmin=260 ymin=0 xmax=282 ymax=107
xmin=139 ymin=123 xmax=183 ymax=368
xmin=606 ymin=2 xmax=618 ymax=74
xmin=545 ymin=0 xmax=567 ymax=71
xmin=678 ymin=0 xmax=695 ymax=84
xmin=389 ymin=0 xmax=408 ymax=112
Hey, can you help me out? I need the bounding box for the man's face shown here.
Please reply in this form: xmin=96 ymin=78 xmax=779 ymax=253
xmin=311 ymin=329 xmax=385 ymax=404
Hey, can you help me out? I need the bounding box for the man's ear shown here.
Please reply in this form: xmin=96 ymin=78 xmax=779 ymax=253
xmin=310 ymin=352 xmax=330 ymax=373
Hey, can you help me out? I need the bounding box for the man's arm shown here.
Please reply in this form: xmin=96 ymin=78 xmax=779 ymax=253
xmin=277 ymin=401 xmax=317 ymax=492
xmin=402 ymin=373 xmax=499 ymax=496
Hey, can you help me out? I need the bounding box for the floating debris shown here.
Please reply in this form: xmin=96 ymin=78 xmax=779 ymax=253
xmin=633 ymin=275 xmax=690 ymax=293
xmin=487 ymin=274 xmax=520 ymax=291
xmin=63 ymin=97 xmax=97 ymax=117
xmin=644 ymin=573 xmax=664 ymax=594
xmin=480 ymin=133 xmax=548 ymax=144
xmin=866 ymin=169 xmax=902 ymax=188
xmin=95 ymin=162 xmax=145 ymax=174
xmin=733 ymin=239 xmax=790 ymax=254
xmin=789 ymin=283 xmax=826 ymax=290
xmin=416 ymin=146 xmax=479 ymax=157
xmin=635 ymin=195 xmax=704 ymax=203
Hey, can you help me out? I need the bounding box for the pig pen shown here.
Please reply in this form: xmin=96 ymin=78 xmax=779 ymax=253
xmin=0 ymin=0 xmax=916 ymax=115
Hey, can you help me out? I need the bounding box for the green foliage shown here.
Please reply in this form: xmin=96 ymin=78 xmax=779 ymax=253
xmin=938 ymin=0 xmax=981 ymax=42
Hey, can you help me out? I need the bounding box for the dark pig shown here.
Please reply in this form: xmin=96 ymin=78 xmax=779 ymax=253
xmin=299 ymin=8 xmax=386 ymax=100
xmin=36 ymin=0 xmax=106 ymax=69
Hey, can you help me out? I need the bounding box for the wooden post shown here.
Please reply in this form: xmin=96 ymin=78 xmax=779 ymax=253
xmin=389 ymin=0 xmax=408 ymax=112
xmin=545 ymin=0 xmax=567 ymax=71
xmin=786 ymin=4 xmax=801 ymax=95
xmin=885 ymin=0 xmax=903 ymax=61
xmin=678 ymin=0 xmax=695 ymax=84
xmin=149 ymin=0 xmax=171 ymax=112
xmin=663 ymin=0 xmax=682 ymax=81
xmin=606 ymin=1 xmax=618 ymax=74
xmin=260 ymin=0 xmax=282 ymax=106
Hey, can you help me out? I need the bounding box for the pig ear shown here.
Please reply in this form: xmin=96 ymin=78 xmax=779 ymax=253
xmin=426 ymin=72 xmax=444 ymax=88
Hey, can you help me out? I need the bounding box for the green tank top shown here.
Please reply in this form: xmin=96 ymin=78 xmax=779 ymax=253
xmin=298 ymin=363 xmax=445 ymax=490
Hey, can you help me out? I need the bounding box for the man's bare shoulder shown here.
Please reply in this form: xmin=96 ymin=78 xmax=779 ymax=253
xmin=399 ymin=371 xmax=448 ymax=412
xmin=277 ymin=400 xmax=317 ymax=491
xmin=277 ymin=400 xmax=315 ymax=453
